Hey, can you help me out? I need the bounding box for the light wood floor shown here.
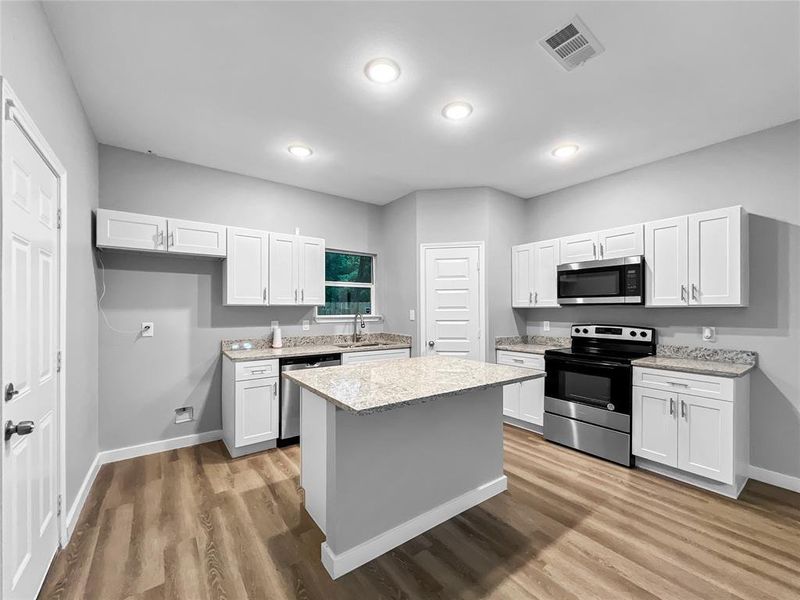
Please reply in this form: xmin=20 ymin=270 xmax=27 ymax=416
xmin=40 ymin=425 xmax=800 ymax=600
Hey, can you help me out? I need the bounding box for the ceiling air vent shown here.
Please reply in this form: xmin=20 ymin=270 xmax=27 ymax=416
xmin=539 ymin=15 xmax=605 ymax=71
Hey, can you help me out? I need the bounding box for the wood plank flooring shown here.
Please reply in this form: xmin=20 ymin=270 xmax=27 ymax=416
xmin=40 ymin=425 xmax=800 ymax=600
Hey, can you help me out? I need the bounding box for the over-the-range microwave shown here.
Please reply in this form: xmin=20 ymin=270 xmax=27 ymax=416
xmin=556 ymin=256 xmax=644 ymax=305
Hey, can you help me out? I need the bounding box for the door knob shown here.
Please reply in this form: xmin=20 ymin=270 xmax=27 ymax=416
xmin=5 ymin=420 xmax=34 ymax=441
xmin=5 ymin=383 xmax=19 ymax=402
xmin=427 ymin=341 xmax=435 ymax=347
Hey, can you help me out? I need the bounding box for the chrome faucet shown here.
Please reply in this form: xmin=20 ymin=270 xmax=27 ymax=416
xmin=353 ymin=313 xmax=365 ymax=342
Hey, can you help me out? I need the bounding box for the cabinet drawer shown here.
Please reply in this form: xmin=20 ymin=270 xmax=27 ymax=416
xmin=235 ymin=359 xmax=279 ymax=381
xmin=633 ymin=367 xmax=734 ymax=402
xmin=496 ymin=351 xmax=544 ymax=371
xmin=341 ymin=349 xmax=410 ymax=365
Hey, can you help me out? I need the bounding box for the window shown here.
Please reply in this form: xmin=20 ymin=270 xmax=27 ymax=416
xmin=316 ymin=250 xmax=376 ymax=317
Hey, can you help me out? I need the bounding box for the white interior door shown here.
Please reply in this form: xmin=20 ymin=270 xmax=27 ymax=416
xmin=2 ymin=95 xmax=61 ymax=600
xmin=422 ymin=244 xmax=483 ymax=361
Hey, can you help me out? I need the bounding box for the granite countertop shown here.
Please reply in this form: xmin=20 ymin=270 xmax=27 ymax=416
xmin=283 ymin=355 xmax=545 ymax=414
xmin=495 ymin=335 xmax=570 ymax=355
xmin=221 ymin=333 xmax=411 ymax=362
xmin=632 ymin=356 xmax=755 ymax=378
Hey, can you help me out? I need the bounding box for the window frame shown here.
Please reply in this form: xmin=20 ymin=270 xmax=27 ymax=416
xmin=314 ymin=249 xmax=382 ymax=322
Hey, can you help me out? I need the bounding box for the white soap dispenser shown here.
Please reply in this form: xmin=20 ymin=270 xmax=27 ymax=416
xmin=272 ymin=325 xmax=283 ymax=348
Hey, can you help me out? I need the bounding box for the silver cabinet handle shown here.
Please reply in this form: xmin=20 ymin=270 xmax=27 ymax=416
xmin=669 ymin=397 xmax=675 ymax=416
xmin=691 ymin=283 xmax=699 ymax=301
xmin=599 ymin=243 xmax=604 ymax=258
xmin=168 ymin=232 xmax=174 ymax=247
xmin=680 ymin=399 xmax=687 ymax=419
xmin=250 ymin=369 xmax=267 ymax=375
xmin=534 ymin=291 xmax=538 ymax=304
xmin=294 ymin=289 xmax=298 ymax=303
xmin=529 ymin=291 xmax=533 ymax=303
xmin=158 ymin=230 xmax=165 ymax=247
xmin=680 ymin=284 xmax=687 ymax=302
xmin=669 ymin=381 xmax=689 ymax=387
xmin=512 ymin=358 xmax=524 ymax=363
xmin=273 ymin=382 xmax=278 ymax=396
xmin=263 ymin=287 xmax=267 ymax=302
xmin=301 ymin=289 xmax=304 ymax=302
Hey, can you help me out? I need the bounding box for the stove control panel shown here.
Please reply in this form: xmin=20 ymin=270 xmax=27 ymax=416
xmin=571 ymin=324 xmax=654 ymax=343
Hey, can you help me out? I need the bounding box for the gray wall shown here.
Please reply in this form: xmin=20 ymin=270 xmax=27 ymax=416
xmin=1 ymin=1 xmax=100 ymax=507
xmin=97 ymin=145 xmax=384 ymax=450
xmin=523 ymin=121 xmax=800 ymax=479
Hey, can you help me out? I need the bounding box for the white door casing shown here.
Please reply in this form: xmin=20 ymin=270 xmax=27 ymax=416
xmin=420 ymin=243 xmax=485 ymax=362
xmin=2 ymin=80 xmax=66 ymax=600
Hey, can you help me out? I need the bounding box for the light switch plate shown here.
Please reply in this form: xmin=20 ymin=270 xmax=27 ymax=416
xmin=302 ymin=319 xmax=310 ymax=331
xmin=543 ymin=321 xmax=550 ymax=332
xmin=141 ymin=322 xmax=154 ymax=337
xmin=702 ymin=326 xmax=716 ymax=342
xmin=409 ymin=309 xmax=415 ymax=321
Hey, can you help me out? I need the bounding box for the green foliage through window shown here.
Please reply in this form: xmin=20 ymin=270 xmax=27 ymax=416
xmin=319 ymin=251 xmax=375 ymax=316
xmin=325 ymin=252 xmax=372 ymax=283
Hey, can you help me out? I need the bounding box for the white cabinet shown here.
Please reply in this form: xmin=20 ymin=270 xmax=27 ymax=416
xmin=224 ymin=227 xmax=269 ymax=305
xmin=166 ymin=218 xmax=227 ymax=257
xmin=341 ymin=348 xmax=410 ymax=365
xmin=632 ymin=366 xmax=749 ymax=495
xmin=496 ymin=351 xmax=545 ymax=428
xmin=222 ymin=357 xmax=280 ymax=457
xmin=269 ymin=233 xmax=325 ymax=305
xmin=511 ymin=240 xmax=559 ymax=308
xmin=560 ymin=232 xmax=598 ymax=263
xmin=96 ymin=208 xmax=167 ymax=252
xmin=598 ymin=224 xmax=643 ymax=259
xmin=645 ymin=206 xmax=747 ymax=307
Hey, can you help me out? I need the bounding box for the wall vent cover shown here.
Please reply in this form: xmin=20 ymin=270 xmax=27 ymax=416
xmin=539 ymin=15 xmax=605 ymax=71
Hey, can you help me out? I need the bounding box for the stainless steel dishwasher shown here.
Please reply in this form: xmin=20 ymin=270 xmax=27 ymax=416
xmin=279 ymin=354 xmax=341 ymax=445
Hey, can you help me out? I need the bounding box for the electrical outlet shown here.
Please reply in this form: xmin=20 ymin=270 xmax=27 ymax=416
xmin=302 ymin=319 xmax=310 ymax=331
xmin=175 ymin=407 xmax=193 ymax=424
xmin=543 ymin=321 xmax=550 ymax=332
xmin=702 ymin=326 xmax=716 ymax=342
xmin=409 ymin=309 xmax=415 ymax=321
xmin=141 ymin=322 xmax=154 ymax=337
xmin=271 ymin=320 xmax=279 ymax=328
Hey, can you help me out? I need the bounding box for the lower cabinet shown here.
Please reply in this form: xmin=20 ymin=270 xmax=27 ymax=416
xmin=496 ymin=351 xmax=545 ymax=428
xmin=341 ymin=348 xmax=411 ymax=365
xmin=222 ymin=357 xmax=280 ymax=457
xmin=632 ymin=366 xmax=748 ymax=495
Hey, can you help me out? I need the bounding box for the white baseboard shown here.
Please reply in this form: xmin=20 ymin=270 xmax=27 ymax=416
xmin=749 ymin=465 xmax=800 ymax=493
xmin=321 ymin=475 xmax=508 ymax=579
xmin=97 ymin=429 xmax=223 ymax=465
xmin=636 ymin=458 xmax=744 ymax=499
xmin=64 ymin=453 xmax=101 ymax=542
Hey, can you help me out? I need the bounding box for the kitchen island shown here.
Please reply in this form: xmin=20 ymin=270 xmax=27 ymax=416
xmin=283 ymin=355 xmax=544 ymax=578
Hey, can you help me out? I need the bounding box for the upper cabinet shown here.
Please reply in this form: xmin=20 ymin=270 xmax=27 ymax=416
xmin=224 ymin=227 xmax=269 ymax=305
xmin=511 ymin=239 xmax=559 ymax=308
xmin=269 ymin=233 xmax=325 ymax=306
xmin=598 ymin=224 xmax=643 ymax=259
xmin=645 ymin=206 xmax=747 ymax=307
xmin=96 ymin=209 xmax=225 ymax=257
xmin=559 ymin=232 xmax=598 ymax=263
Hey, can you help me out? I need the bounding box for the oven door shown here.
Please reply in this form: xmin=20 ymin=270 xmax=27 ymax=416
xmin=557 ymin=257 xmax=643 ymax=304
xmin=545 ymin=355 xmax=632 ymax=415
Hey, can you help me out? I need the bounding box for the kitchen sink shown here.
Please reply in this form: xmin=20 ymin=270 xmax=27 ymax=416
xmin=334 ymin=342 xmax=382 ymax=348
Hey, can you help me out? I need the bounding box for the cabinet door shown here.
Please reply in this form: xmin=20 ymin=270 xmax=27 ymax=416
xmin=598 ymin=224 xmax=644 ymax=259
xmin=532 ymin=239 xmax=560 ymax=307
xmin=688 ymin=207 xmax=744 ymax=306
xmin=644 ymin=216 xmax=688 ymax=306
xmin=502 ymin=383 xmax=521 ymax=419
xmin=224 ymin=227 xmax=269 ymax=305
xmin=234 ymin=377 xmax=279 ymax=447
xmin=632 ymin=387 xmax=678 ymax=467
xmin=298 ymin=235 xmax=325 ymax=305
xmin=167 ymin=218 xmax=227 ymax=256
xmin=677 ymin=394 xmax=734 ymax=484
xmin=96 ymin=208 xmax=166 ymax=251
xmin=269 ymin=233 xmax=298 ymax=304
xmin=511 ymin=244 xmax=534 ymax=307
xmin=559 ymin=232 xmax=598 ymax=264
xmin=519 ymin=377 xmax=544 ymax=426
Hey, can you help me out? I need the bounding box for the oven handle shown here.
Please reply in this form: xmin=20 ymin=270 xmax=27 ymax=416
xmin=546 ymin=356 xmax=626 ymax=370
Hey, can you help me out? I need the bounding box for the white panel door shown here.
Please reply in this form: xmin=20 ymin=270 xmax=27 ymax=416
xmin=511 ymin=243 xmax=533 ymax=307
xmin=688 ymin=207 xmax=743 ymax=306
xmin=632 ymin=387 xmax=678 ymax=467
xmin=269 ymin=233 xmax=298 ymax=304
xmin=234 ymin=377 xmax=279 ymax=447
xmin=644 ymin=216 xmax=688 ymax=306
xmin=96 ymin=208 xmax=166 ymax=251
xmin=502 ymin=383 xmax=521 ymax=419
xmin=423 ymin=245 xmax=482 ymax=360
xmin=677 ymin=394 xmax=734 ymax=484
xmin=559 ymin=232 xmax=598 ymax=264
xmin=532 ymin=239 xmax=560 ymax=307
xmin=167 ymin=218 xmax=226 ymax=257
xmin=598 ymin=224 xmax=644 ymax=259
xmin=224 ymin=227 xmax=269 ymax=305
xmin=2 ymin=97 xmax=60 ymax=600
xmin=519 ymin=378 xmax=544 ymax=426
xmin=298 ymin=235 xmax=325 ymax=305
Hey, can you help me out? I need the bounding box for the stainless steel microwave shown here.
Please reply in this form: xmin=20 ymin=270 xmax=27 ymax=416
xmin=557 ymin=256 xmax=644 ymax=305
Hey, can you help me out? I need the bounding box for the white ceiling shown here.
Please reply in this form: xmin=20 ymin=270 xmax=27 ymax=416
xmin=44 ymin=1 xmax=800 ymax=205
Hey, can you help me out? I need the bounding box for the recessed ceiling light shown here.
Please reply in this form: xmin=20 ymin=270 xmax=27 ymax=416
xmin=364 ymin=58 xmax=401 ymax=84
xmin=442 ymin=101 xmax=473 ymax=121
xmin=552 ymin=144 xmax=579 ymax=158
xmin=287 ymin=144 xmax=313 ymax=158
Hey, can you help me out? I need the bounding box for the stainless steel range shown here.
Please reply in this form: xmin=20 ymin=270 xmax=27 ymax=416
xmin=543 ymin=324 xmax=656 ymax=466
